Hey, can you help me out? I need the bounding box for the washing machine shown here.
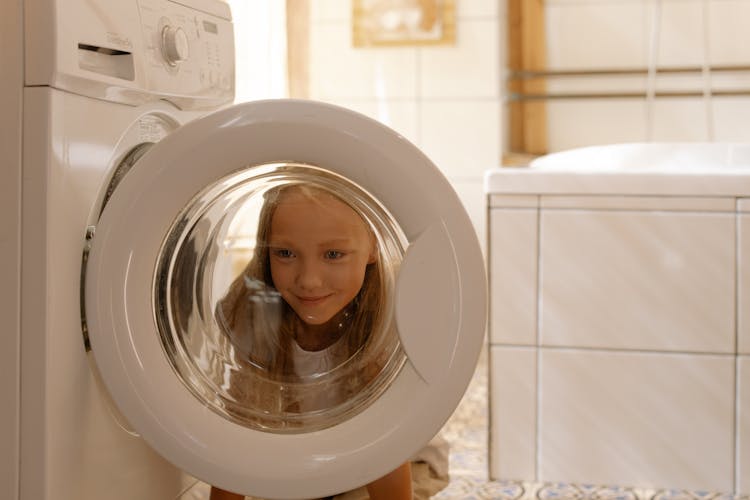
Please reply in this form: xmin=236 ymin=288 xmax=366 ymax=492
xmin=8 ymin=0 xmax=487 ymax=499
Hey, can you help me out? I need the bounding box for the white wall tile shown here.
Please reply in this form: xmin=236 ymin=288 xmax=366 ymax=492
xmin=709 ymin=0 xmax=750 ymax=66
xmin=321 ymin=98 xmax=420 ymax=146
xmin=651 ymin=98 xmax=710 ymax=141
xmin=309 ymin=22 xmax=418 ymax=99
xmin=539 ymin=210 xmax=736 ymax=353
xmin=739 ymin=355 xmax=750 ymax=495
xmin=713 ymin=98 xmax=750 ymax=143
xmin=457 ymin=0 xmax=499 ymax=19
xmin=547 ymin=100 xmax=647 ymax=151
xmin=545 ymin=2 xmax=648 ymax=70
xmin=711 ymin=71 xmax=750 ymax=92
xmin=420 ymin=99 xmax=501 ymax=178
xmin=310 ymin=0 xmax=351 ymax=23
xmin=420 ymin=19 xmax=499 ymax=99
xmin=653 ymin=73 xmax=707 ymax=92
xmin=538 ymin=349 xmax=735 ymax=492
xmin=489 ymin=207 xmax=538 ymax=345
xmin=539 ymin=0 xmax=750 ymax=149
xmin=489 ymin=346 xmax=537 ymax=481
xmin=657 ymin=0 xmax=706 ymax=67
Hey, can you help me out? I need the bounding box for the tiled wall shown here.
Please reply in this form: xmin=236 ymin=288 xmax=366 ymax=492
xmin=307 ymin=0 xmax=502 ymax=252
xmin=307 ymin=0 xmax=749 ymax=245
xmin=543 ymin=0 xmax=750 ymax=151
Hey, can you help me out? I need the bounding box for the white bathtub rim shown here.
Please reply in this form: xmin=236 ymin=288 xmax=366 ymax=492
xmin=529 ymin=142 xmax=750 ymax=171
xmin=485 ymin=142 xmax=750 ymax=197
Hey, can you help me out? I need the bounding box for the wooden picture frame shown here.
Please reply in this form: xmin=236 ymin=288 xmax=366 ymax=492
xmin=352 ymin=0 xmax=455 ymax=47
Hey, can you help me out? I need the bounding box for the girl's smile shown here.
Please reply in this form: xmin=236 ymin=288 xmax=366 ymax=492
xmin=296 ymin=294 xmax=332 ymax=304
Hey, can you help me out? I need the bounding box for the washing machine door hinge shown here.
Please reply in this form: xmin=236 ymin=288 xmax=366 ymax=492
xmin=81 ymin=225 xmax=96 ymax=352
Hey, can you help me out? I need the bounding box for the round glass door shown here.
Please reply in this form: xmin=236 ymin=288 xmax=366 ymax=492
xmin=155 ymin=163 xmax=408 ymax=432
xmin=84 ymin=99 xmax=486 ymax=498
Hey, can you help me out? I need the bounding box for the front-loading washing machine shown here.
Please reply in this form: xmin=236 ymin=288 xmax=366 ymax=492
xmin=13 ymin=0 xmax=234 ymax=498
xmin=6 ymin=0 xmax=487 ymax=499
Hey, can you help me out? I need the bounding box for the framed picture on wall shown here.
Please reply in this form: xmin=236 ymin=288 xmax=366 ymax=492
xmin=352 ymin=0 xmax=456 ymax=47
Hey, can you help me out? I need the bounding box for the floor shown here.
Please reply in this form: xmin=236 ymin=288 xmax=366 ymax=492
xmin=181 ymin=348 xmax=749 ymax=500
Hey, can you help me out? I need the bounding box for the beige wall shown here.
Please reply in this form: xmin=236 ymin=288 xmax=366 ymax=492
xmin=543 ymin=0 xmax=750 ymax=150
xmin=303 ymin=0 xmax=750 ymax=249
xmin=305 ymin=0 xmax=502 ymax=253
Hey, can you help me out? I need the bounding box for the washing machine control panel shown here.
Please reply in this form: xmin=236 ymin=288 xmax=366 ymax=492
xmin=26 ymin=0 xmax=234 ymax=109
xmin=137 ymin=0 xmax=234 ymax=108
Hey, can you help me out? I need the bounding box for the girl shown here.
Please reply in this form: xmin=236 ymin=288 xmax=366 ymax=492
xmin=211 ymin=179 xmax=436 ymax=499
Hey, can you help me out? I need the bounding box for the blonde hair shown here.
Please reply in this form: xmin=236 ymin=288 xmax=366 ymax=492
xmin=216 ymin=182 xmax=394 ymax=418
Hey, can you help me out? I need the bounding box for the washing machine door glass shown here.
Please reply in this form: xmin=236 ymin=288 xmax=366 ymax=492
xmin=156 ymin=163 xmax=408 ymax=433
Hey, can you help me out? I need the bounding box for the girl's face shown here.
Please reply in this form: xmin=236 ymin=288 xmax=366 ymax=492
xmin=268 ymin=188 xmax=376 ymax=325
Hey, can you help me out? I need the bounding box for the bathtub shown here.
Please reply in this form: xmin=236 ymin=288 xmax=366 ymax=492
xmin=484 ymin=143 xmax=749 ymax=495
xmin=488 ymin=142 xmax=750 ymax=196
xmin=531 ymin=142 xmax=750 ymax=171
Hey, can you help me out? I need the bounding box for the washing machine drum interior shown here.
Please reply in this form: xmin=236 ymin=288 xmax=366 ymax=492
xmin=160 ymin=163 xmax=408 ymax=433
xmin=85 ymin=99 xmax=486 ymax=498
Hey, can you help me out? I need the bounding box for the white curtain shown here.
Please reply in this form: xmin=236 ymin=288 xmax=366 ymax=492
xmin=227 ymin=1 xmax=288 ymax=102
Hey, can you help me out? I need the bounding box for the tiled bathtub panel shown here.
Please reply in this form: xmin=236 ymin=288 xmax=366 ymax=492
xmin=489 ymin=346 xmax=537 ymax=481
xmin=539 ymin=209 xmax=736 ymax=353
xmin=740 ymin=211 xmax=749 ymax=355
xmin=739 ymin=356 xmax=750 ymax=495
xmin=489 ymin=208 xmax=538 ymax=346
xmin=538 ymin=349 xmax=735 ymax=492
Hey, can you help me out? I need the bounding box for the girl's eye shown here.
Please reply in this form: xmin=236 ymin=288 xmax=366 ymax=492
xmin=273 ymin=248 xmax=294 ymax=259
xmin=324 ymin=250 xmax=344 ymax=260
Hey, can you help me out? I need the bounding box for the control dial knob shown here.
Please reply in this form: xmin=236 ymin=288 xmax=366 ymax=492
xmin=161 ymin=25 xmax=189 ymax=66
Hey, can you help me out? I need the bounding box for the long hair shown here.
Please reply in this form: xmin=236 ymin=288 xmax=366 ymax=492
xmin=215 ymin=182 xmax=391 ymax=416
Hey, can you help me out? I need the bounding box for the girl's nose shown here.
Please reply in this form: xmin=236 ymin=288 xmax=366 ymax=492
xmin=296 ymin=260 xmax=324 ymax=289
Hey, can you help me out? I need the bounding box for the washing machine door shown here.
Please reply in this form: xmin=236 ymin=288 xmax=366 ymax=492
xmin=85 ymin=99 xmax=485 ymax=499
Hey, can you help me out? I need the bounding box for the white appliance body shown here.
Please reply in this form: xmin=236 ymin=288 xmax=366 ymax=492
xmin=15 ymin=0 xmax=234 ymax=499
xmin=0 ymin=2 xmax=24 ymax=499
xmin=9 ymin=0 xmax=486 ymax=498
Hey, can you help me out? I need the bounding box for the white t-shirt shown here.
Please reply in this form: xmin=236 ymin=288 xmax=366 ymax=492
xmin=291 ymin=338 xmax=343 ymax=377
xmin=291 ymin=339 xmax=449 ymax=478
